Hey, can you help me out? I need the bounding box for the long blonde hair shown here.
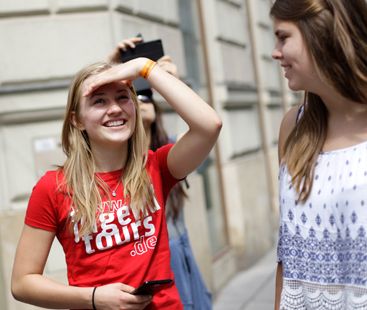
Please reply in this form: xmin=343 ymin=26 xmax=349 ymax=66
xmin=271 ymin=0 xmax=367 ymax=202
xmin=61 ymin=62 xmax=154 ymax=235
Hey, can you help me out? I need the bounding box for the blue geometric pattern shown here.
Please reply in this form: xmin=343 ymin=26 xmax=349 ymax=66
xmin=278 ymin=141 xmax=367 ymax=308
xmin=278 ymin=223 xmax=367 ymax=285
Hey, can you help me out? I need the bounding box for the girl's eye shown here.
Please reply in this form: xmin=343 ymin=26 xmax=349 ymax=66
xmin=117 ymin=95 xmax=129 ymax=102
xmin=279 ymin=35 xmax=288 ymax=43
xmin=93 ymin=98 xmax=106 ymax=105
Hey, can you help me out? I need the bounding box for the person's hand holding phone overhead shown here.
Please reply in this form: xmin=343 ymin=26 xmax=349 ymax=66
xmin=108 ymin=35 xmax=178 ymax=77
xmin=109 ymin=35 xmax=180 ymax=97
xmin=107 ymin=36 xmax=143 ymax=63
xmin=119 ymin=38 xmax=164 ymax=63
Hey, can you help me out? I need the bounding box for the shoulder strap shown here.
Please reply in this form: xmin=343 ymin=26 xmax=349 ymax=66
xmin=295 ymin=104 xmax=305 ymax=124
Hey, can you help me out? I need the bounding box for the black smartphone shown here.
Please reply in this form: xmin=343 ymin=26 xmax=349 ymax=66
xmin=131 ymin=279 xmax=173 ymax=295
xmin=120 ymin=39 xmax=164 ymax=63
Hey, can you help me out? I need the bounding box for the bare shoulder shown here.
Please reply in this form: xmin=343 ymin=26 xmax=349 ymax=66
xmin=278 ymin=105 xmax=300 ymax=163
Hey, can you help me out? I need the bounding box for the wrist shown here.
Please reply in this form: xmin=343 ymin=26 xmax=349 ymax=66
xmin=139 ymin=59 xmax=157 ymax=79
xmin=92 ymin=287 xmax=97 ymax=310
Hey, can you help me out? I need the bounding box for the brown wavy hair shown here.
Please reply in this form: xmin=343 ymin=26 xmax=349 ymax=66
xmin=271 ymin=0 xmax=367 ymax=202
xmin=61 ymin=62 xmax=154 ymax=235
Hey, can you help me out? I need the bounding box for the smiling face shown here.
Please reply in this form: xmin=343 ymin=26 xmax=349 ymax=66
xmin=272 ymin=19 xmax=321 ymax=92
xmin=76 ymin=80 xmax=136 ymax=150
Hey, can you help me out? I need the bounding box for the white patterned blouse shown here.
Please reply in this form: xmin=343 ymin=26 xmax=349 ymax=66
xmin=278 ymin=140 xmax=367 ymax=309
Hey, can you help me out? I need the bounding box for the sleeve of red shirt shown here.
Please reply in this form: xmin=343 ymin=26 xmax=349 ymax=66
xmin=25 ymin=171 xmax=58 ymax=232
xmin=154 ymin=143 xmax=184 ymax=200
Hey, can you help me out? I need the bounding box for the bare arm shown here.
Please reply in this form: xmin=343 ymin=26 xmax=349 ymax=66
xmin=11 ymin=225 xmax=151 ymax=309
xmin=147 ymin=62 xmax=222 ymax=179
xmin=278 ymin=106 xmax=299 ymax=164
xmin=274 ymin=106 xmax=299 ymax=309
xmin=11 ymin=225 xmax=93 ymax=309
xmin=83 ymin=57 xmax=222 ymax=179
xmin=274 ymin=263 xmax=283 ymax=310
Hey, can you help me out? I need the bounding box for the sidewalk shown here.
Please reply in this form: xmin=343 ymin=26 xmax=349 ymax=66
xmin=213 ymin=246 xmax=277 ymax=310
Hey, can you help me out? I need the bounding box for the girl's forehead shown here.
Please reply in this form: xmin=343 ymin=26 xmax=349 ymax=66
xmin=274 ymin=19 xmax=297 ymax=31
xmin=84 ymin=80 xmax=131 ymax=94
xmin=106 ymin=81 xmax=129 ymax=89
xmin=78 ymin=80 xmax=135 ymax=109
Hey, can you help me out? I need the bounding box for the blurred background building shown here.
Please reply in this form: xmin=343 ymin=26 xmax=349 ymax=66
xmin=0 ymin=0 xmax=299 ymax=309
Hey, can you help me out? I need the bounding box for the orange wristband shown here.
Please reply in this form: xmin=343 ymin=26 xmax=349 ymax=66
xmin=139 ymin=59 xmax=156 ymax=79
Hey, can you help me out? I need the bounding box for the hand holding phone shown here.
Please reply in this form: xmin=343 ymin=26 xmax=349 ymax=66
xmin=131 ymin=279 xmax=173 ymax=295
xmin=120 ymin=38 xmax=165 ymax=93
xmin=120 ymin=39 xmax=164 ymax=63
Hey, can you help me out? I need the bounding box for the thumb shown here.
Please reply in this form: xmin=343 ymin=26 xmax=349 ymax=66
xmin=119 ymin=283 xmax=135 ymax=293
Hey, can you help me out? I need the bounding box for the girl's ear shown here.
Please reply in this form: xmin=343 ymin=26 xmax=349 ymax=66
xmin=71 ymin=111 xmax=85 ymax=130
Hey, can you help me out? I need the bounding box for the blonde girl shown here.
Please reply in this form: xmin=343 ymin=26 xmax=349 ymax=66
xmin=11 ymin=57 xmax=222 ymax=310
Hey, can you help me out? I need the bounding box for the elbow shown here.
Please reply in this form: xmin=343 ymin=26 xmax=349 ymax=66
xmin=212 ymin=116 xmax=223 ymax=137
xmin=216 ymin=117 xmax=223 ymax=131
xmin=11 ymin=284 xmax=21 ymax=302
xmin=11 ymin=280 xmax=26 ymax=302
xmin=193 ymin=114 xmax=222 ymax=142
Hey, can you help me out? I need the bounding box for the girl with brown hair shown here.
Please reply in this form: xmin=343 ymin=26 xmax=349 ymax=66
xmin=271 ymin=0 xmax=367 ymax=309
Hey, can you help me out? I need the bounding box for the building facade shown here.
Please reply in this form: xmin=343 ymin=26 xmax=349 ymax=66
xmin=0 ymin=0 xmax=297 ymax=309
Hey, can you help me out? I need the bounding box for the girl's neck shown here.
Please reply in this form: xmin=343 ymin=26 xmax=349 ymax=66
xmin=92 ymin=143 xmax=128 ymax=172
xmin=318 ymin=88 xmax=367 ymax=151
xmin=318 ymin=87 xmax=365 ymax=120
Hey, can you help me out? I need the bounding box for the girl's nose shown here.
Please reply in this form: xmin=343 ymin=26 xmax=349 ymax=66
xmin=272 ymin=48 xmax=282 ymax=60
xmin=107 ymin=101 xmax=123 ymax=114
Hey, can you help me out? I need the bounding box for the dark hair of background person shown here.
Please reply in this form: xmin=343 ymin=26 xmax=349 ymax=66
xmin=148 ymin=97 xmax=188 ymax=220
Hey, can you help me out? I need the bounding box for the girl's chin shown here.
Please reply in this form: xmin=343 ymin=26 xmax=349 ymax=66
xmin=287 ymin=81 xmax=303 ymax=92
xmin=92 ymin=135 xmax=132 ymax=147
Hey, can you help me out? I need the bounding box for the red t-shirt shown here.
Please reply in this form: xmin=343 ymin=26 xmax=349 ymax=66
xmin=25 ymin=144 xmax=183 ymax=309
